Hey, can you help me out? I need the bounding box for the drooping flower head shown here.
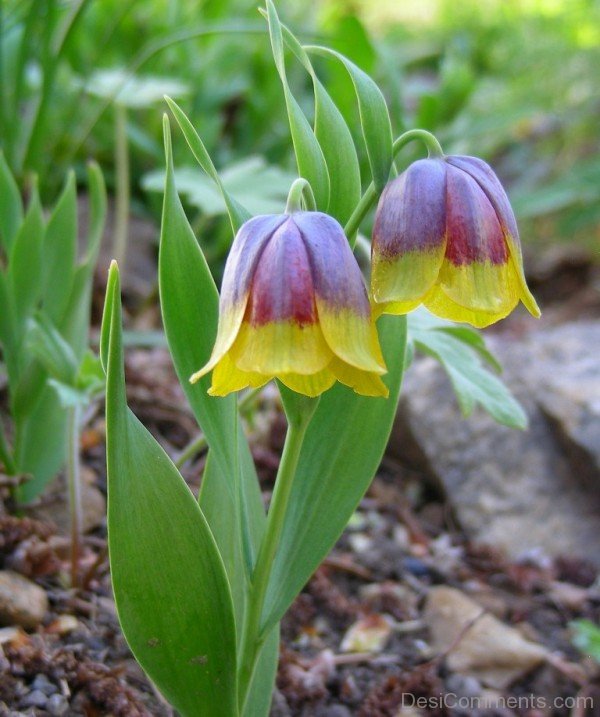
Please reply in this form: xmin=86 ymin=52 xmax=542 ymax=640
xmin=191 ymin=211 xmax=388 ymax=398
xmin=371 ymin=155 xmax=541 ymax=328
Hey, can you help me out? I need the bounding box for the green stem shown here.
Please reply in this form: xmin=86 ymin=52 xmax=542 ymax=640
xmin=174 ymin=386 xmax=264 ymax=469
xmin=0 ymin=414 xmax=16 ymax=475
xmin=344 ymin=129 xmax=445 ymax=244
xmin=285 ymin=177 xmax=316 ymax=214
xmin=237 ymin=410 xmax=314 ymax=711
xmin=113 ymin=104 xmax=130 ymax=270
xmin=67 ymin=405 xmax=82 ymax=589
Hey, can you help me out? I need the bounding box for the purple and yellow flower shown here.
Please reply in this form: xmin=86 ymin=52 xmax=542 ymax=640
xmin=371 ymin=155 xmax=541 ymax=328
xmin=191 ymin=211 xmax=388 ymax=398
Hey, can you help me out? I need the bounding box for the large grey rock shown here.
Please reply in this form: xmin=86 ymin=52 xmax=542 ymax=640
xmin=391 ymin=321 xmax=600 ymax=563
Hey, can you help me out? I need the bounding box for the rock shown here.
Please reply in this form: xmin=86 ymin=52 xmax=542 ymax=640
xmin=46 ymin=694 xmax=69 ymax=716
xmin=340 ymin=614 xmax=393 ymax=653
xmin=26 ymin=467 xmax=106 ymax=535
xmin=391 ymin=321 xmax=600 ymax=563
xmin=30 ymin=674 xmax=58 ymax=697
xmin=424 ymin=586 xmax=548 ymax=689
xmin=20 ymin=690 xmax=48 ymax=709
xmin=0 ymin=571 xmax=48 ymax=629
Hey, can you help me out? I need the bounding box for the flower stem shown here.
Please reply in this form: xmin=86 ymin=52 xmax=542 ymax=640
xmin=113 ymin=103 xmax=130 ymax=271
xmin=67 ymin=405 xmax=82 ymax=589
xmin=344 ymin=129 xmax=445 ymax=244
xmin=285 ymin=177 xmax=317 ymax=214
xmin=237 ymin=407 xmax=315 ymax=711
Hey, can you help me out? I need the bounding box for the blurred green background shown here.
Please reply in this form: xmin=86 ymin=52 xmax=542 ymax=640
xmin=2 ymin=0 xmax=599 ymax=266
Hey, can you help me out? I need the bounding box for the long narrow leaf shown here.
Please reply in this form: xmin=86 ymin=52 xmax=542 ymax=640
xmin=0 ymin=151 xmax=23 ymax=250
xmin=279 ymin=24 xmax=360 ymax=224
xmin=8 ymin=181 xmax=44 ymax=325
xmin=42 ymin=171 xmax=77 ymax=323
xmin=265 ymin=1 xmax=330 ymax=210
xmin=306 ymin=45 xmax=393 ymax=192
xmin=263 ymin=315 xmax=407 ymax=632
xmin=165 ymin=97 xmax=250 ymax=234
xmin=103 ymin=263 xmax=238 ymax=717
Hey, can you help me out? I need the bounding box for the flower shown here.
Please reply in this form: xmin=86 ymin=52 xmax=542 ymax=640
xmin=191 ymin=211 xmax=388 ymax=398
xmin=371 ymin=155 xmax=541 ymax=328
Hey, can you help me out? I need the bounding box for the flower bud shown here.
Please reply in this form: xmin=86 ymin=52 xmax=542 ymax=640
xmin=371 ymin=155 xmax=540 ymax=327
xmin=191 ymin=211 xmax=388 ymax=398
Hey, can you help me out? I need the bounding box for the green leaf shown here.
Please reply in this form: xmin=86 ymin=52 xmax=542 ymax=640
xmin=15 ymin=386 xmax=67 ymax=503
xmin=143 ymin=157 xmax=296 ymax=218
xmin=265 ymin=1 xmax=330 ymax=210
xmin=47 ymin=379 xmax=89 ymax=409
xmin=60 ymin=162 xmax=107 ymax=361
xmin=165 ymin=97 xmax=251 ymax=234
xmin=279 ymin=24 xmax=361 ymax=224
xmin=27 ymin=314 xmax=79 ymax=385
xmin=159 ymin=117 xmax=279 ymax=711
xmin=408 ymin=310 xmax=527 ymax=429
xmin=242 ymin=626 xmax=280 ymax=717
xmin=305 ymin=45 xmax=393 ymax=192
xmin=0 ymin=151 xmax=23 ymax=251
xmin=0 ymin=269 xmax=16 ymax=363
xmin=8 ymin=181 xmax=44 ymax=326
xmin=82 ymin=68 xmax=189 ymax=109
xmin=571 ymin=620 xmax=600 ymax=664
xmin=159 ymin=115 xmax=263 ymax=609
xmin=42 ymin=171 xmax=77 ymax=324
xmin=262 ymin=315 xmax=407 ymax=631
xmin=103 ymin=263 xmax=238 ymax=717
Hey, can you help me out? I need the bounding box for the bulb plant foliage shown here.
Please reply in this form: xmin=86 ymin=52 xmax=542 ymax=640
xmin=101 ymin=4 xmax=538 ymax=716
xmin=0 ymin=155 xmax=107 ymax=503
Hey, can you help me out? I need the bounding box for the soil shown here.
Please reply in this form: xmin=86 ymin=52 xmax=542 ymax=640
xmin=0 ymin=243 xmax=599 ymax=717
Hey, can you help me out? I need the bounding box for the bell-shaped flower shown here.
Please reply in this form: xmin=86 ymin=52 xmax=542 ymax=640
xmin=191 ymin=211 xmax=388 ymax=398
xmin=371 ymin=155 xmax=541 ymax=327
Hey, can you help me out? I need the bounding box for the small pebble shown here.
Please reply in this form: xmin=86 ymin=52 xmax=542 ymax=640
xmin=31 ymin=674 xmax=58 ymax=697
xmin=46 ymin=694 xmax=69 ymax=716
xmin=0 ymin=571 xmax=48 ymax=629
xmin=20 ymin=689 xmax=48 ymax=709
xmin=322 ymin=707 xmax=352 ymax=717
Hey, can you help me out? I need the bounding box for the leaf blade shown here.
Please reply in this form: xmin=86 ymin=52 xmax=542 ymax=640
xmin=104 ymin=263 xmax=238 ymax=717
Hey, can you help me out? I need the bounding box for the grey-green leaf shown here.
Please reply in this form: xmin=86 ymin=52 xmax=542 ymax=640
xmin=0 ymin=151 xmax=23 ymax=251
xmin=104 ymin=263 xmax=238 ymax=717
xmin=305 ymin=45 xmax=393 ymax=192
xmin=262 ymin=315 xmax=407 ymax=632
xmin=265 ymin=1 xmax=330 ymax=210
xmin=43 ymin=172 xmax=77 ymax=323
xmin=8 ymin=183 xmax=43 ymax=326
xmin=165 ymin=97 xmax=251 ymax=233
xmin=280 ymin=25 xmax=360 ymax=224
xmin=408 ymin=311 xmax=527 ymax=429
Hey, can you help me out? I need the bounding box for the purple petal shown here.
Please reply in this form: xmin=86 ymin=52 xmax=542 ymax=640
xmin=446 ymin=155 xmax=519 ymax=239
xmin=220 ymin=214 xmax=287 ymax=310
xmin=292 ymin=211 xmax=369 ymax=316
xmin=445 ymin=165 xmax=508 ymax=266
xmin=372 ymin=158 xmax=447 ymax=258
xmin=247 ymin=217 xmax=317 ymax=326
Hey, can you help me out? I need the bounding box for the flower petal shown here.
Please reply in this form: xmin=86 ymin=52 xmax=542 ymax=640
xmin=506 ymin=234 xmax=541 ymax=318
xmin=278 ymin=368 xmax=336 ymax=397
xmin=314 ymin=306 xmax=386 ymax=373
xmin=229 ymin=320 xmax=332 ymax=374
xmin=446 ymin=156 xmax=540 ymax=320
xmin=371 ymin=159 xmax=447 ymax=305
xmin=208 ymin=353 xmax=272 ymax=397
xmin=330 ymin=358 xmax=389 ymax=397
xmin=190 ymin=214 xmax=286 ymax=383
xmin=293 ymin=211 xmax=386 ymax=373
